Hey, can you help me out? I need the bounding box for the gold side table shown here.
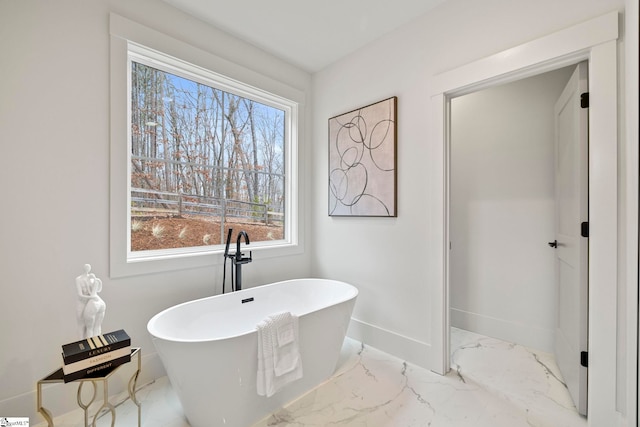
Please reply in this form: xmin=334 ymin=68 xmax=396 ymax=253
xmin=37 ymin=347 xmax=141 ymax=427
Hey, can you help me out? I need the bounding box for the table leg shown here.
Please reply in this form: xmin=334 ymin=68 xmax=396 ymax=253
xmin=77 ymin=380 xmax=97 ymax=427
xmin=36 ymin=380 xmax=54 ymax=427
xmin=90 ymin=379 xmax=116 ymax=427
xmin=128 ymin=349 xmax=142 ymax=427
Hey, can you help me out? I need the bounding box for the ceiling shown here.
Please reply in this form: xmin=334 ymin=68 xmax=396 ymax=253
xmin=162 ymin=0 xmax=447 ymax=73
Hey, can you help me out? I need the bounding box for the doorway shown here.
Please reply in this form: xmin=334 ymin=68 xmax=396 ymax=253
xmin=448 ymin=64 xmax=587 ymax=415
xmin=428 ymin=11 xmax=619 ymax=423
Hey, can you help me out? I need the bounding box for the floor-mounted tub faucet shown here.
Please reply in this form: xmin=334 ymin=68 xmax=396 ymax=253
xmin=234 ymin=231 xmax=252 ymax=290
xmin=222 ymin=229 xmax=252 ymax=292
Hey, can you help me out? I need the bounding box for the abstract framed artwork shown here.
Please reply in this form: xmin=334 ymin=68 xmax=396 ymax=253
xmin=328 ymin=96 xmax=397 ymax=217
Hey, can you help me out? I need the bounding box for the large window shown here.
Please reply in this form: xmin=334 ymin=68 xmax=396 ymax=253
xmin=126 ymin=44 xmax=297 ymax=261
xmin=110 ymin=16 xmax=302 ymax=277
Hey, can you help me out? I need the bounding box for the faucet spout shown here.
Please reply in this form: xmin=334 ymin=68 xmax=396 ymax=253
xmin=233 ymin=230 xmax=251 ymax=291
xmin=236 ymin=231 xmax=250 ymax=260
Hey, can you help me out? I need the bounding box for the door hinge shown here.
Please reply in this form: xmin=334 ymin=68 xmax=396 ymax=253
xmin=581 ymin=221 xmax=589 ymax=238
xmin=580 ymin=92 xmax=589 ymax=108
xmin=580 ymin=351 xmax=589 ymax=368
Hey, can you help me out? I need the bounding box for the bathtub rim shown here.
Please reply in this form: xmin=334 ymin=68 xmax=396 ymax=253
xmin=147 ymin=278 xmax=358 ymax=343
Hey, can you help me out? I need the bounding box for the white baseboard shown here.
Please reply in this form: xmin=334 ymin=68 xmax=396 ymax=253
xmin=347 ymin=318 xmax=434 ymax=369
xmin=3 ymin=351 xmax=166 ymax=426
xmin=450 ymin=308 xmax=554 ymax=352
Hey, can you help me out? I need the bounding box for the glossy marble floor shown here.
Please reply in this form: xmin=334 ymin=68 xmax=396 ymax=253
xmin=35 ymin=328 xmax=586 ymax=427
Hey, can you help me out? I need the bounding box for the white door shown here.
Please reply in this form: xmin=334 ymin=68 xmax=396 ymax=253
xmin=553 ymin=62 xmax=588 ymax=416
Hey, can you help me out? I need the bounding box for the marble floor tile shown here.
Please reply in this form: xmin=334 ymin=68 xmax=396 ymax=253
xmin=35 ymin=328 xmax=586 ymax=427
xmin=254 ymin=329 xmax=585 ymax=427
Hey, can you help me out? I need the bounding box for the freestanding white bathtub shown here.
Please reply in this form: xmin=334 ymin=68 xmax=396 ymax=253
xmin=147 ymin=278 xmax=358 ymax=427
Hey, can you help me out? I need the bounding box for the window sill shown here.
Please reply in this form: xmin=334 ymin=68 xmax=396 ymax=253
xmin=110 ymin=242 xmax=303 ymax=278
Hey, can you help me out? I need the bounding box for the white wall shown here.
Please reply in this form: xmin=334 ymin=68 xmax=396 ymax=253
xmin=626 ymin=0 xmax=639 ymax=421
xmin=311 ymin=0 xmax=624 ymax=366
xmin=0 ymin=0 xmax=312 ymax=420
xmin=449 ymin=68 xmax=573 ymax=352
xmin=620 ymin=0 xmax=639 ymax=422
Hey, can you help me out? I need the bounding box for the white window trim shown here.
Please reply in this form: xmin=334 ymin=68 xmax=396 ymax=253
xmin=109 ymin=14 xmax=304 ymax=278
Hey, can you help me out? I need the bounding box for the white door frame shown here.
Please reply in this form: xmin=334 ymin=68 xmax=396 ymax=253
xmin=429 ymin=11 xmax=619 ymax=424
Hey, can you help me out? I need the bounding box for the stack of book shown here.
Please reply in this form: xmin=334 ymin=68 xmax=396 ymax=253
xmin=61 ymin=329 xmax=131 ymax=382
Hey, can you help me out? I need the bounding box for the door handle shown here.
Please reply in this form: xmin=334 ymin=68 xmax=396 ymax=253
xmin=548 ymin=240 xmax=558 ymax=248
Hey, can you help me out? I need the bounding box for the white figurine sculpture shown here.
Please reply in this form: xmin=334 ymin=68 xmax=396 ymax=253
xmin=75 ymin=264 xmax=106 ymax=339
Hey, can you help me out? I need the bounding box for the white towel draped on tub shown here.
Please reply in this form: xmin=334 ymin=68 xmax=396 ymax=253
xmin=256 ymin=311 xmax=303 ymax=397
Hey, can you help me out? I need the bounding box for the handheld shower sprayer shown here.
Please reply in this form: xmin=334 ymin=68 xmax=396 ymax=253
xmin=224 ymin=228 xmax=233 ymax=259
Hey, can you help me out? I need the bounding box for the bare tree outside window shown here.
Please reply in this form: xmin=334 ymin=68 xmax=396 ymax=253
xmin=130 ymin=62 xmax=285 ymax=252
